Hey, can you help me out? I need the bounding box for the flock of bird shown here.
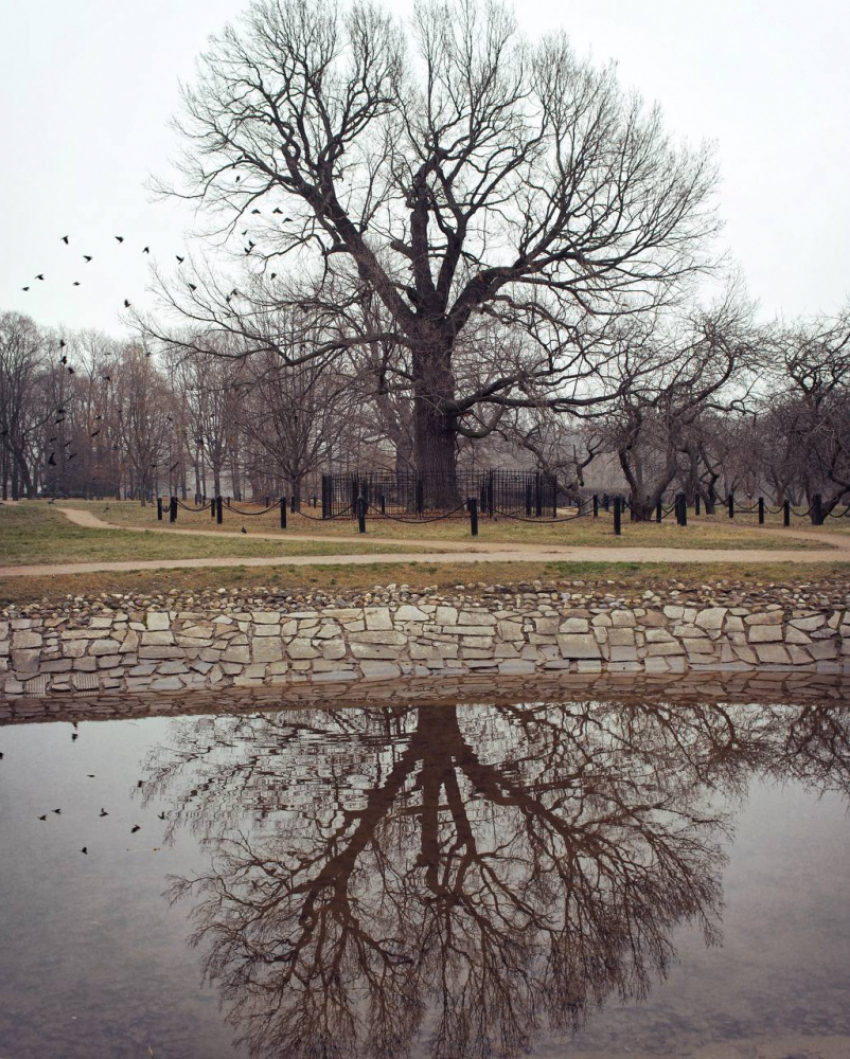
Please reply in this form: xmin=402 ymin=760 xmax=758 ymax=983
xmin=0 ymin=727 xmax=167 ymax=856
xmin=14 ymin=224 xmax=276 ymax=479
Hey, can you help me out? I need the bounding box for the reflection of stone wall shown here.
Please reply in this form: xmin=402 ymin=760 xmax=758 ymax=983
xmin=2 ymin=593 xmax=849 ymax=700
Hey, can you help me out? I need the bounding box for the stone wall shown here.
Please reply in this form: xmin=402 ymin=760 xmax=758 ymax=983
xmin=2 ymin=585 xmax=849 ymax=699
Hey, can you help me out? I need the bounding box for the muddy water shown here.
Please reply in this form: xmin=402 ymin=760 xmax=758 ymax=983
xmin=1 ymin=695 xmax=849 ymax=1059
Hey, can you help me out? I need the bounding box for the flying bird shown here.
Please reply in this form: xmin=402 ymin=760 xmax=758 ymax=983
xmin=272 ymin=208 xmax=282 ymax=215
xmin=59 ymin=339 xmax=66 ymax=348
xmin=176 ymin=255 xmax=184 ymax=264
xmin=251 ymin=208 xmax=261 ymax=214
xmin=67 ymin=367 xmax=75 ymax=375
xmin=131 ymin=825 xmax=141 ymax=834
xmin=81 ymin=847 xmax=88 ymax=855
xmin=61 ymin=235 xmax=69 ymax=244
xmin=188 ymin=283 xmax=197 ymax=292
xmin=60 ymin=355 xmax=68 ymax=364
xmin=48 ymin=453 xmax=56 ymax=466
xmin=52 ymin=808 xmax=61 ymax=815
xmin=72 ymin=731 xmax=78 ymax=740
xmin=115 ymin=235 xmax=124 ymax=243
xmin=39 ymin=814 xmax=47 ymax=821
xmin=73 ymin=281 xmax=81 ymax=286
xmin=36 ymin=274 xmax=45 ymax=280
xmin=100 ymin=808 xmax=109 ymax=817
xmin=143 ymin=246 xmax=150 ymax=253
xmin=124 ymin=299 xmax=131 ymax=308
xmin=84 ymin=255 xmax=92 ymax=262
xmin=22 ymin=286 xmax=29 ymax=291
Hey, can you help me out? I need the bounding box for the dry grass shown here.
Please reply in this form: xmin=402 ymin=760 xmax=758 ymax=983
xmin=53 ymin=499 xmax=831 ymax=551
xmin=3 ymin=558 xmax=849 ymax=609
xmin=0 ymin=503 xmax=423 ymax=566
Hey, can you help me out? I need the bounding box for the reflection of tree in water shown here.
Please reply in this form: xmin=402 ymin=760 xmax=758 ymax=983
xmin=143 ymin=699 xmax=850 ymax=1059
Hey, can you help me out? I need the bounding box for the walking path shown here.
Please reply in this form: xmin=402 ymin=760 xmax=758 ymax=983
xmin=0 ymin=506 xmax=847 ymax=579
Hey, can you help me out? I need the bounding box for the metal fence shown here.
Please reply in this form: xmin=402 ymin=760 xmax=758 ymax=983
xmin=319 ymin=470 xmax=559 ymax=520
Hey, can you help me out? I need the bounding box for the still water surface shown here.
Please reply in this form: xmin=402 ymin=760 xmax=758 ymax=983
xmin=1 ymin=696 xmax=850 ymax=1058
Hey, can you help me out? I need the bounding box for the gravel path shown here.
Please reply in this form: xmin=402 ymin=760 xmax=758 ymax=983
xmin=0 ymin=506 xmax=846 ymax=578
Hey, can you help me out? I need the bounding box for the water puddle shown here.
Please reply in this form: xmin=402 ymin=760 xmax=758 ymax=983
xmin=1 ymin=690 xmax=849 ymax=1058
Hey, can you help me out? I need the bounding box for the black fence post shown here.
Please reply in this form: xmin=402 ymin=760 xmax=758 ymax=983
xmin=321 ymin=476 xmax=329 ymax=520
xmin=380 ymin=494 xmax=386 ymax=515
xmin=679 ymin=494 xmax=688 ymax=527
xmin=169 ymin=496 xmax=177 ymax=523
xmin=603 ymin=493 xmax=610 ymax=513
xmin=535 ymin=473 xmax=543 ymax=518
xmin=357 ymin=496 xmax=367 ymax=534
xmin=694 ymin=494 xmax=701 ymax=516
xmin=656 ymin=499 xmax=663 ymax=523
xmin=613 ymin=496 xmax=622 ymax=536
xmin=279 ymin=497 xmax=287 ymax=529
xmin=157 ymin=496 xmax=163 ymax=521
xmin=728 ymin=494 xmax=734 ymax=519
xmin=468 ymin=496 xmax=479 ymax=536
xmin=593 ymin=494 xmax=599 ymax=518
xmin=783 ymin=499 xmax=791 ymax=527
xmin=758 ymin=497 xmax=765 ymax=524
xmin=210 ymin=497 xmax=215 ymax=520
xmin=216 ymin=496 xmax=223 ymax=525
xmin=415 ymin=478 xmax=425 ymax=518
xmin=525 ymin=481 xmax=533 ymax=517
xmin=552 ymin=477 xmax=558 ymax=519
xmin=813 ymin=494 xmax=824 ymax=526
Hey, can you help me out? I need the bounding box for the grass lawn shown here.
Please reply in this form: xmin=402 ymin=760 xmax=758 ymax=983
xmin=2 ymin=557 xmax=849 ymax=608
xmin=53 ymin=499 xmax=833 ymax=551
xmin=0 ymin=503 xmax=424 ymax=566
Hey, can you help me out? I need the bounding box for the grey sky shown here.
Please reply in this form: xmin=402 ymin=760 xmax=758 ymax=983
xmin=2 ymin=0 xmax=848 ymax=336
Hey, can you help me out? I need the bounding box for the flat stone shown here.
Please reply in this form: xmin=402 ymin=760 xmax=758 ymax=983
xmin=748 ymin=626 xmax=783 ymax=643
xmin=251 ymin=611 xmax=281 ymax=624
xmin=359 ymin=661 xmax=402 ymax=680
xmin=559 ymin=618 xmax=589 ymax=633
xmin=497 ymin=620 xmax=524 ymax=641
xmin=287 ymin=639 xmax=319 ymax=660
xmin=746 ymin=612 xmax=784 ymax=626
xmin=754 ymin=644 xmax=791 ymax=664
xmin=364 ymin=608 xmax=393 ymax=631
xmin=252 ymin=625 xmax=281 ymax=637
xmin=785 ymin=627 xmax=812 ymax=645
xmin=609 ymin=645 xmax=638 ymax=662
xmin=695 ymin=607 xmax=727 ymax=630
xmin=348 ymin=630 xmax=407 ymax=646
xmin=558 ymin=634 xmax=601 ymax=660
xmin=608 ymin=629 xmax=635 ymax=647
xmin=645 ymin=642 xmax=686 ymax=657
xmin=222 ymin=645 xmax=251 ymax=664
xmin=808 ymin=641 xmax=838 ymax=661
xmin=611 ymin=611 xmax=636 ymax=627
xmin=252 ymin=639 xmax=283 ymax=663
xmin=12 ymin=631 xmax=42 ymax=650
xmin=497 ymin=660 xmax=536 ymax=675
xmin=146 ymin=611 xmax=170 ymax=631
xmin=396 ymin=605 xmax=429 ymax=622
xmin=459 ymin=611 xmax=496 ymax=626
xmin=663 ymin=606 xmax=684 ymax=620
xmin=350 ymin=643 xmax=399 ymax=660
xmin=138 ymin=646 xmax=185 ymax=660
xmin=790 ymin=615 xmax=826 ymax=632
xmin=436 ymin=606 xmax=458 ymax=627
xmin=90 ymin=638 xmax=123 ymax=656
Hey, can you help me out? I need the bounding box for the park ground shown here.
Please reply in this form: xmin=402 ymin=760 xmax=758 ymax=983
xmin=0 ymin=498 xmax=848 ymax=607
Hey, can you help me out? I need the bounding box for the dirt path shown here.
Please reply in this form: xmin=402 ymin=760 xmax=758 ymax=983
xmin=0 ymin=505 xmax=847 ymax=578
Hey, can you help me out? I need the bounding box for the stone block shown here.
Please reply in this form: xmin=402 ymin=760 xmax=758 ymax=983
xmin=287 ymin=639 xmax=319 ymax=660
xmin=790 ymin=615 xmax=826 ymax=632
xmin=251 ymin=611 xmax=281 ymax=624
xmin=748 ymin=626 xmax=783 ymax=643
xmin=349 ymin=630 xmax=407 ymax=646
xmin=322 ymin=641 xmax=347 ymax=660
xmin=222 ymin=645 xmax=251 ymax=664
xmin=609 ymin=645 xmax=638 ymax=662
xmin=91 ymin=638 xmax=123 ymax=655
xmin=497 ymin=620 xmax=524 ymax=641
xmin=608 ymin=628 xmax=636 ymax=647
xmin=558 ymin=634 xmax=602 ymax=660
xmin=745 ymin=612 xmax=784 ymax=626
xmin=359 ymin=661 xmax=402 ymax=680
xmin=808 ymin=641 xmax=838 ymax=661
xmin=12 ymin=630 xmax=42 ymax=650
xmin=754 ymin=644 xmax=791 ymax=665
xmin=559 ymin=618 xmax=589 ymax=633
xmin=253 ymin=625 xmax=282 ymax=637
xmin=252 ymin=639 xmax=283 ymax=663
xmin=611 ymin=611 xmax=636 ymax=627
xmin=364 ymin=608 xmax=393 ymax=631
xmin=497 ymin=660 xmax=536 ymax=675
xmin=350 ymin=643 xmax=399 ymax=660
xmin=645 ymin=642 xmax=685 ymax=657
xmin=146 ymin=611 xmax=170 ymax=631
xmin=396 ymin=605 xmax=429 ymax=622
xmin=695 ymin=607 xmax=727 ymax=630
xmin=139 ymin=646 xmax=185 ymax=660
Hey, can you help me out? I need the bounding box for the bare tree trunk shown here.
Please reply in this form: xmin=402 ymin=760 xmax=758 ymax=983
xmin=412 ymin=347 xmax=459 ymax=508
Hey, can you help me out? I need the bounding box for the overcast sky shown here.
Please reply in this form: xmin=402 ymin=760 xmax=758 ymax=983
xmin=2 ymin=0 xmax=849 ymax=336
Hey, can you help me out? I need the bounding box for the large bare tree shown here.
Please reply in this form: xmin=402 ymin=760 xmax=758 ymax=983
xmin=155 ymin=0 xmax=719 ymax=503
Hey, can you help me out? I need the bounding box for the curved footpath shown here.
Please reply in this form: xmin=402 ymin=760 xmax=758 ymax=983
xmin=0 ymin=505 xmax=848 ymax=578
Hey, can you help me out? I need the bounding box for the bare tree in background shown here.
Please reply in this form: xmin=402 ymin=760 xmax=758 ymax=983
xmin=153 ymin=0 xmax=720 ymax=504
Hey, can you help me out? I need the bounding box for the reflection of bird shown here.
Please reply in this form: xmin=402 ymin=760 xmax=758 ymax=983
xmin=91 ymin=430 xmax=100 ymax=437
xmin=170 ymin=462 xmax=179 ymax=472
xmin=68 ymin=453 xmax=76 ymax=461
xmin=59 ymin=339 xmax=66 ymax=348
xmin=158 ymin=812 xmax=166 ymax=820
xmin=61 ymin=353 xmax=68 ymax=363
xmin=52 ymin=808 xmax=61 ymax=815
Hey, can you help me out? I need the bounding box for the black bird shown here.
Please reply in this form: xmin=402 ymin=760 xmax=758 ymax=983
xmin=57 ymin=408 xmax=66 ymax=414
xmin=137 ymin=780 xmax=144 ymax=788
xmin=235 ymin=175 xmax=241 ymax=182
xmin=271 ymin=272 xmax=277 ymax=280
xmin=251 ymin=208 xmax=261 ymax=214
xmin=248 ymin=240 xmax=255 ymax=249
xmin=72 ymin=732 xmax=79 ymax=741
xmin=83 ymin=255 xmax=92 ymax=262
xmin=48 ymin=453 xmax=56 ymax=466
xmin=22 ymin=286 xmax=29 ymax=291
xmin=35 ymin=274 xmax=45 ymax=280
xmin=100 ymin=808 xmax=108 ymax=817
xmin=90 ymin=429 xmax=100 ymax=437
xmin=60 ymin=355 xmax=68 ymax=364
xmin=115 ymin=235 xmax=124 ymax=243
xmin=59 ymin=339 xmax=66 ymax=348
xmin=103 ymin=375 xmax=111 ymax=382
xmin=61 ymin=235 xmax=69 ymax=244
xmin=176 ymin=255 xmax=184 ymax=264
xmin=87 ymin=774 xmax=95 ymax=778
xmin=241 ymin=526 xmax=247 ymax=534
xmin=131 ymin=825 xmax=141 ymax=833
xmin=272 ymin=207 xmax=282 ymax=215
xmin=188 ymin=283 xmax=197 ymax=292
xmin=73 ymin=281 xmax=81 ymax=286
xmin=63 ymin=440 xmax=72 ymax=448
xmin=157 ymin=812 xmax=166 ymax=820
xmin=81 ymin=847 xmax=88 ymax=855
xmin=143 ymin=246 xmax=150 ymax=253
xmin=68 ymin=453 xmax=76 ymax=461
xmin=94 ymin=414 xmax=102 ymax=420
xmin=39 ymin=814 xmax=47 ymax=821
xmin=52 ymin=808 xmax=61 ymax=815
xmin=124 ymin=299 xmax=131 ymax=308
xmin=67 ymin=367 xmax=75 ymax=375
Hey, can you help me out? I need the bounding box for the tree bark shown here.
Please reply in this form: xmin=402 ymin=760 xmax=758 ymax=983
xmin=411 ymin=345 xmax=460 ymax=509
